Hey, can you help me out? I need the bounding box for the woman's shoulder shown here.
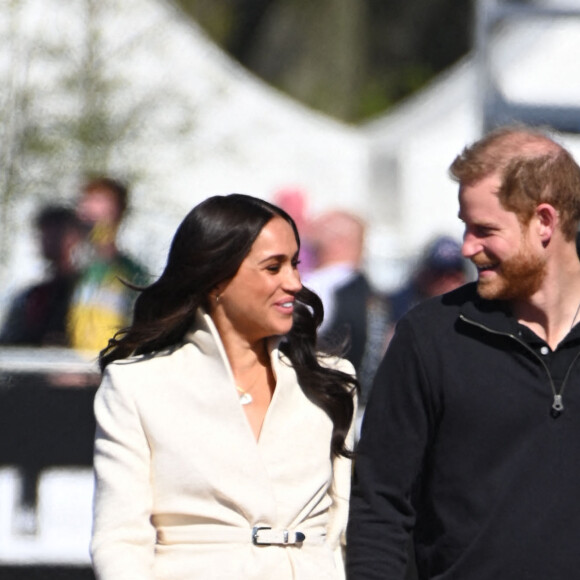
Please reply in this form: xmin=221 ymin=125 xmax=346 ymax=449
xmin=104 ymin=342 xmax=189 ymax=379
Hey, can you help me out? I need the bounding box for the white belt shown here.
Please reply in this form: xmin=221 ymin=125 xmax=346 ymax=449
xmin=156 ymin=524 xmax=326 ymax=546
xmin=252 ymin=526 xmax=305 ymax=545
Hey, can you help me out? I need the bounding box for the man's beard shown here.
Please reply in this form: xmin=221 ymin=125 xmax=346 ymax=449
xmin=475 ymin=245 xmax=547 ymax=301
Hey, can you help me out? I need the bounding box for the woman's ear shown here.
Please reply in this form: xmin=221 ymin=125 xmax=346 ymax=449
xmin=210 ymin=281 xmax=228 ymax=305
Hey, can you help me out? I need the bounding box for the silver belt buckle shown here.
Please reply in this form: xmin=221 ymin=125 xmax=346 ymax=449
xmin=252 ymin=526 xmax=272 ymax=545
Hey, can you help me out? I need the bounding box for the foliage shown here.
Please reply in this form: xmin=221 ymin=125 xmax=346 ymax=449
xmin=0 ymin=0 xmax=196 ymax=271
xmin=175 ymin=0 xmax=475 ymax=122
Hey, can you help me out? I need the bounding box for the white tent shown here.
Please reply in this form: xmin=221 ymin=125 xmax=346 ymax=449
xmin=363 ymin=0 xmax=580 ymax=289
xmin=3 ymin=0 xmax=580 ymax=304
xmin=0 ymin=0 xmax=367 ymax=308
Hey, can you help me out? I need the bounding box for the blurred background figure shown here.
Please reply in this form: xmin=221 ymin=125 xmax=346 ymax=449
xmin=304 ymin=210 xmax=390 ymax=402
xmin=0 ymin=203 xmax=85 ymax=536
xmin=272 ymin=187 xmax=317 ymax=274
xmin=0 ymin=204 xmax=84 ymax=347
xmin=389 ymin=235 xmax=469 ymax=323
xmin=67 ymin=177 xmax=149 ymax=353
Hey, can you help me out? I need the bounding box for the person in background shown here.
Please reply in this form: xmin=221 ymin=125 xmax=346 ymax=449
xmin=0 ymin=204 xmax=83 ymax=346
xmin=67 ymin=176 xmax=149 ymax=352
xmin=347 ymin=125 xmax=580 ymax=579
xmin=272 ymin=187 xmax=316 ymax=274
xmin=303 ymin=210 xmax=389 ymax=403
xmin=0 ymin=203 xmax=85 ymax=535
xmin=388 ymin=234 xmax=468 ymax=323
xmin=91 ymin=194 xmax=358 ymax=579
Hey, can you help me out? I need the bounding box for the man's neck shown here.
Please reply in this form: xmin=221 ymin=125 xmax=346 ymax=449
xmin=94 ymin=242 xmax=119 ymax=261
xmin=513 ymin=270 xmax=580 ymax=350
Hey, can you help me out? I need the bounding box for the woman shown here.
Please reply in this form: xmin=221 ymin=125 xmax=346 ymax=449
xmin=91 ymin=194 xmax=358 ymax=579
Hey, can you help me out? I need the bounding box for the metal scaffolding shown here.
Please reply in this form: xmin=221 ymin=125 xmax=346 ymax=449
xmin=476 ymin=0 xmax=580 ymax=133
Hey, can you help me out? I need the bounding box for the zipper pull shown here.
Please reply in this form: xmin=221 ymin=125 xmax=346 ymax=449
xmin=551 ymin=394 xmax=564 ymax=418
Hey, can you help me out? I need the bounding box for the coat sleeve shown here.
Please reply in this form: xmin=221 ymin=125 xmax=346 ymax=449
xmin=325 ymin=357 xmax=358 ymax=579
xmin=91 ymin=367 xmax=156 ymax=579
xmin=346 ymin=316 xmax=436 ymax=579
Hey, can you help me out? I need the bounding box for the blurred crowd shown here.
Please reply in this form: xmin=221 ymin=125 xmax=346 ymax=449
xmin=0 ymin=177 xmax=149 ymax=354
xmin=0 ymin=181 xmax=469 ymax=542
xmin=273 ymin=188 xmax=471 ymax=406
xmin=0 ymin=183 xmax=470 ymax=376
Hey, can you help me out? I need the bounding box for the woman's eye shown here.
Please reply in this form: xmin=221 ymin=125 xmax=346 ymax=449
xmin=266 ymin=264 xmax=281 ymax=273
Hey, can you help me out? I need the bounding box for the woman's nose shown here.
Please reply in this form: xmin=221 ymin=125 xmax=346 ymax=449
xmin=285 ymin=267 xmax=302 ymax=292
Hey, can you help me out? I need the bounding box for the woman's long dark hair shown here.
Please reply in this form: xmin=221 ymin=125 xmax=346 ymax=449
xmin=100 ymin=193 xmax=358 ymax=458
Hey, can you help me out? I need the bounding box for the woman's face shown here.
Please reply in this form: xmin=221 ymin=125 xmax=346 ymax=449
xmin=212 ymin=216 xmax=302 ymax=344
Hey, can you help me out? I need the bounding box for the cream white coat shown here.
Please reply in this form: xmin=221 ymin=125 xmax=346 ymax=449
xmin=91 ymin=310 xmax=356 ymax=579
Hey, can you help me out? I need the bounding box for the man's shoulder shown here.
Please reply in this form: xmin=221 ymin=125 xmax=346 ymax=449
xmin=12 ymin=279 xmax=60 ymax=304
xmin=112 ymin=252 xmax=149 ymax=282
xmin=404 ymin=281 xmax=479 ymax=324
xmin=334 ymin=271 xmax=374 ymax=303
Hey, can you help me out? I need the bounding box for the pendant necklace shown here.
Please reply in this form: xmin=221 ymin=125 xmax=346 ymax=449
xmin=236 ymin=375 xmax=261 ymax=406
xmin=236 ymin=385 xmax=255 ymax=406
xmin=235 ymin=348 xmax=271 ymax=406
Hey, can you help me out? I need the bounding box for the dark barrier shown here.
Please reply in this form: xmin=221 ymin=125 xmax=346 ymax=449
xmin=0 ymin=374 xmax=97 ymax=468
xmin=0 ymin=347 xmax=100 ymax=577
xmin=0 ymin=565 xmax=95 ymax=579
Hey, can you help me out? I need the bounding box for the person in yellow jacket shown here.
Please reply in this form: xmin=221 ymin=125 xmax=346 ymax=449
xmin=68 ymin=176 xmax=148 ymax=352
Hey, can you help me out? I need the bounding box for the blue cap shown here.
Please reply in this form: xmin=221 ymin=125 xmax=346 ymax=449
xmin=422 ymin=236 xmax=464 ymax=272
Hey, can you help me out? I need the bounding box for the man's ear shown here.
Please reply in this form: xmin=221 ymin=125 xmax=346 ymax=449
xmin=534 ymin=203 xmax=558 ymax=246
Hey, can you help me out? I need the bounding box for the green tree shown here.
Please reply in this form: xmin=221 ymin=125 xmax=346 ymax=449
xmin=175 ymin=0 xmax=476 ymax=122
xmin=0 ymin=0 xmax=195 ymax=274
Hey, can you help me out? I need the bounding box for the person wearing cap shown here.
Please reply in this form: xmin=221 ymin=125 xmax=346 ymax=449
xmin=347 ymin=125 xmax=580 ymax=579
xmin=388 ymin=235 xmax=468 ymax=323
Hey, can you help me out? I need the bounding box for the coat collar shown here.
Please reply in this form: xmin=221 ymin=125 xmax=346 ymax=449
xmin=183 ymin=308 xmax=285 ymax=384
xmin=457 ymin=282 xmax=580 ymax=344
xmin=458 ymin=283 xmax=515 ymax=335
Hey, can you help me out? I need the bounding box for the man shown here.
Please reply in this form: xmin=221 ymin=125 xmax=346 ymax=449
xmin=67 ymin=176 xmax=149 ymax=352
xmin=1 ymin=204 xmax=84 ymax=346
xmin=347 ymin=125 xmax=580 ymax=579
xmin=389 ymin=234 xmax=468 ymax=323
xmin=0 ymin=204 xmax=84 ymax=534
xmin=272 ymin=187 xmax=316 ymax=274
xmin=303 ymin=210 xmax=389 ymax=401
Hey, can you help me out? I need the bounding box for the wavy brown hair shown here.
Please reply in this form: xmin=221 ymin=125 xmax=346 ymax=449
xmin=449 ymin=124 xmax=580 ymax=240
xmin=100 ymin=193 xmax=358 ymax=458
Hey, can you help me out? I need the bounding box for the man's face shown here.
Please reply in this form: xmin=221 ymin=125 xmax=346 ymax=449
xmin=77 ymin=188 xmax=122 ymax=247
xmin=77 ymin=188 xmax=122 ymax=227
xmin=458 ymin=173 xmax=546 ymax=301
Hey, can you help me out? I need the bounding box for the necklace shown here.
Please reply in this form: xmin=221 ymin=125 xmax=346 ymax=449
xmin=235 ymin=373 xmax=262 ymax=406
xmin=234 ymin=349 xmax=271 ymax=406
xmin=236 ymin=385 xmax=256 ymax=406
xmin=549 ymin=299 xmax=580 ymax=418
xmin=571 ymin=300 xmax=580 ymax=331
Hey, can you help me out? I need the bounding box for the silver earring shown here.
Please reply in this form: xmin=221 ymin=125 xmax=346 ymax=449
xmin=215 ymin=294 xmax=220 ymax=303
